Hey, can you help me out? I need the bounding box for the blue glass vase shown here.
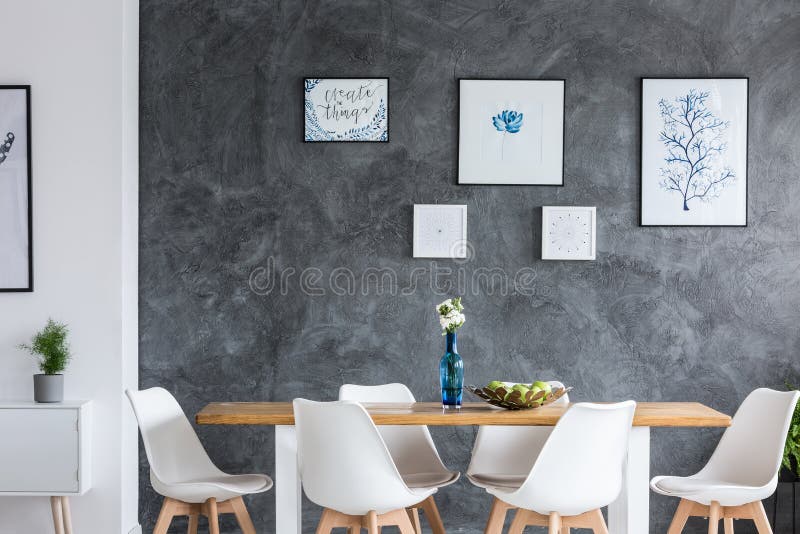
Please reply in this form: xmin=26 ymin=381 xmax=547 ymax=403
xmin=439 ymin=332 xmax=463 ymax=409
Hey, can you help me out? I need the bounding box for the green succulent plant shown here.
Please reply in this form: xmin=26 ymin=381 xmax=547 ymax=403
xmin=784 ymin=381 xmax=800 ymax=476
xmin=18 ymin=319 xmax=71 ymax=375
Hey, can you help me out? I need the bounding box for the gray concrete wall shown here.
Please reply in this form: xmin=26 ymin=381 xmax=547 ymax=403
xmin=139 ymin=1 xmax=800 ymax=532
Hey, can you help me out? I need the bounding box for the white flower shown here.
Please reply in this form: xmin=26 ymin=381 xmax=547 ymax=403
xmin=435 ymin=297 xmax=465 ymax=334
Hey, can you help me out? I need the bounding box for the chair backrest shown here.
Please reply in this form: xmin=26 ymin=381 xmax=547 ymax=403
xmin=339 ymin=383 xmax=449 ymax=476
xmin=126 ymin=387 xmax=222 ymax=484
xmin=293 ymin=398 xmax=421 ymax=515
xmin=467 ymin=381 xmax=569 ymax=477
xmin=699 ymin=388 xmax=799 ymax=487
xmin=503 ymin=401 xmax=636 ymax=515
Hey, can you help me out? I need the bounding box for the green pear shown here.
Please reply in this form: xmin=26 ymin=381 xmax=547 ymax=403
xmin=530 ymin=380 xmax=552 ymax=396
xmin=528 ymin=386 xmax=544 ymax=404
xmin=486 ymin=380 xmax=505 ymax=391
xmin=505 ymin=383 xmax=529 ymax=401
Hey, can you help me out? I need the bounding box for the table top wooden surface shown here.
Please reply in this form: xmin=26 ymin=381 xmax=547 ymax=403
xmin=196 ymin=401 xmax=731 ymax=427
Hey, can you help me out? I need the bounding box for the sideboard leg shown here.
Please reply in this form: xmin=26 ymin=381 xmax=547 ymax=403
xmin=50 ymin=496 xmax=65 ymax=534
xmin=61 ymin=497 xmax=73 ymax=534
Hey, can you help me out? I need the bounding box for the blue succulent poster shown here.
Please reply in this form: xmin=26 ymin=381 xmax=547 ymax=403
xmin=641 ymin=78 xmax=748 ymax=226
xmin=458 ymin=79 xmax=564 ymax=185
xmin=304 ymin=78 xmax=388 ymax=142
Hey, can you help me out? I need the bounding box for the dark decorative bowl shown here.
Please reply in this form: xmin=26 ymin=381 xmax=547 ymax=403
xmin=467 ymin=383 xmax=572 ymax=410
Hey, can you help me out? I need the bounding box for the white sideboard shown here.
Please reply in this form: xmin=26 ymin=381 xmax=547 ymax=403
xmin=0 ymin=401 xmax=92 ymax=534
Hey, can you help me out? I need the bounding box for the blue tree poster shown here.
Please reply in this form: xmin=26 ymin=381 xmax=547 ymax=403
xmin=641 ymin=78 xmax=748 ymax=226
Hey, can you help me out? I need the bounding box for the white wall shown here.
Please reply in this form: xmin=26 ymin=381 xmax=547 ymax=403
xmin=0 ymin=1 xmax=139 ymax=533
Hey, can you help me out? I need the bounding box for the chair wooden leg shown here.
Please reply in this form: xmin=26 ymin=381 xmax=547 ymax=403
xmin=395 ymin=510 xmax=417 ymax=534
xmin=153 ymin=498 xmax=178 ymax=534
xmin=485 ymin=497 xmax=513 ymax=534
xmin=587 ymin=509 xmax=608 ymax=534
xmin=206 ymin=498 xmax=220 ymax=534
xmin=367 ymin=510 xmax=379 ymax=534
xmin=230 ymin=496 xmax=257 ymax=534
xmin=187 ymin=513 xmax=199 ymax=534
xmin=658 ymin=499 xmax=771 ymax=534
xmin=750 ymin=501 xmax=773 ymax=534
xmin=318 ymin=506 xmax=428 ymax=534
xmin=549 ymin=512 xmax=562 ymax=534
xmin=508 ymin=509 xmax=532 ymax=534
xmin=667 ymin=499 xmax=694 ymax=534
xmin=407 ymin=508 xmax=422 ymax=534
xmin=317 ymin=508 xmax=339 ymax=534
xmin=708 ymin=501 xmax=721 ymax=534
xmin=724 ymin=517 xmax=734 ymax=534
xmin=50 ymin=496 xmax=65 ymax=534
xmin=348 ymin=512 xmax=362 ymax=534
xmin=420 ymin=496 xmax=446 ymax=534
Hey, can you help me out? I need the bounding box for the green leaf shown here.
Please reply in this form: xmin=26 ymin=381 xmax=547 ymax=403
xmin=18 ymin=318 xmax=71 ymax=375
xmin=784 ymin=380 xmax=800 ymax=476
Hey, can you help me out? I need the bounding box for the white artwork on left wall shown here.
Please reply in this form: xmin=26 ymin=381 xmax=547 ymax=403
xmin=0 ymin=86 xmax=32 ymax=291
xmin=413 ymin=205 xmax=467 ymax=258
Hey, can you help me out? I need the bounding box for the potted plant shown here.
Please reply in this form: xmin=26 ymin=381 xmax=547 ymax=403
xmin=781 ymin=381 xmax=800 ymax=482
xmin=19 ymin=319 xmax=71 ymax=403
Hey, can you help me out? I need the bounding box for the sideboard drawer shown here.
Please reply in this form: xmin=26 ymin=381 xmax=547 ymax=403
xmin=0 ymin=402 xmax=91 ymax=495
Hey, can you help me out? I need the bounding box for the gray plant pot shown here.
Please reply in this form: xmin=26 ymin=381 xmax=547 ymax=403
xmin=33 ymin=374 xmax=64 ymax=403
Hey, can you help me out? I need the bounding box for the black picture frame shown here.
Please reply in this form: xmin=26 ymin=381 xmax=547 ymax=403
xmin=0 ymin=85 xmax=33 ymax=292
xmin=303 ymin=77 xmax=390 ymax=143
xmin=456 ymin=77 xmax=566 ymax=187
xmin=639 ymin=76 xmax=749 ymax=227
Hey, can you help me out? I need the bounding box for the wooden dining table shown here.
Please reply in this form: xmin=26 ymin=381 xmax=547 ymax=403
xmin=196 ymin=401 xmax=731 ymax=534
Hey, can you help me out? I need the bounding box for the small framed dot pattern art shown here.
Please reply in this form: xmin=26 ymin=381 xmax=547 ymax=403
xmin=413 ymin=204 xmax=468 ymax=258
xmin=542 ymin=206 xmax=596 ymax=260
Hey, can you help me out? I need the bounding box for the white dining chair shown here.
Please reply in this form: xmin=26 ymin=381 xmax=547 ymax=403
xmin=126 ymin=388 xmax=273 ymax=534
xmin=466 ymin=380 xmax=569 ymax=527
xmin=651 ymin=388 xmax=800 ymax=534
xmin=339 ymin=383 xmax=459 ymax=534
xmin=293 ymin=398 xmax=437 ymax=533
xmin=480 ymin=401 xmax=636 ymax=534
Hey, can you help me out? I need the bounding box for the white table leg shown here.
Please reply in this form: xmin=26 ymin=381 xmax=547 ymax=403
xmin=276 ymin=425 xmax=302 ymax=534
xmin=608 ymin=426 xmax=650 ymax=534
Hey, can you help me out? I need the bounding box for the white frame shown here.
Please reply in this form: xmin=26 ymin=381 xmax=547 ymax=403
xmin=542 ymin=206 xmax=596 ymax=260
xmin=640 ymin=78 xmax=748 ymax=226
xmin=458 ymin=79 xmax=564 ymax=185
xmin=0 ymin=86 xmax=33 ymax=291
xmin=303 ymin=78 xmax=389 ymax=142
xmin=413 ymin=204 xmax=467 ymax=258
